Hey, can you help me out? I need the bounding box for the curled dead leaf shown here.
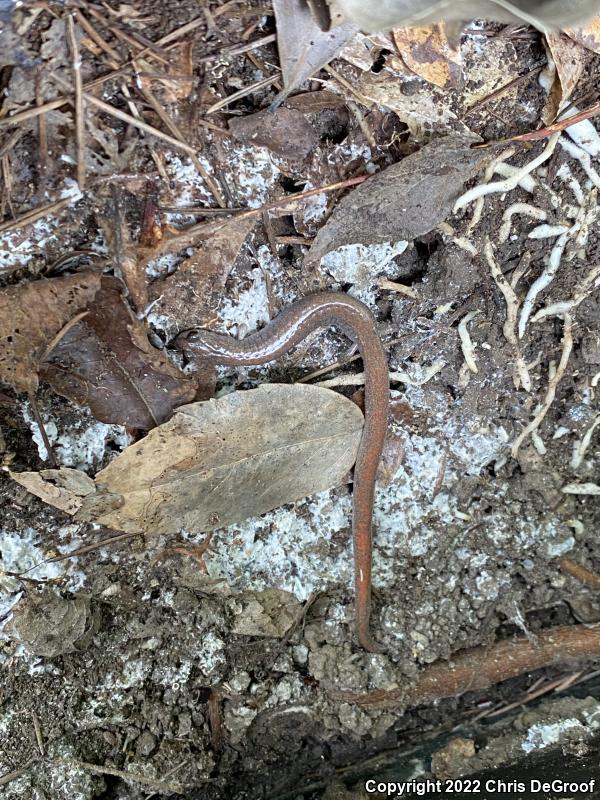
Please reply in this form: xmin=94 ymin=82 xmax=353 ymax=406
xmin=40 ymin=277 xmax=197 ymax=430
xmin=0 ymin=271 xmax=101 ymax=395
xmin=307 ymin=135 xmax=490 ymax=268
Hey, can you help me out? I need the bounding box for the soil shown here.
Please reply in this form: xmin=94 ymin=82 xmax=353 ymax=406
xmin=1 ymin=3 xmax=600 ymax=799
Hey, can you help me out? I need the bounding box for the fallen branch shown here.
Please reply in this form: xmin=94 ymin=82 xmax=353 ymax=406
xmin=328 ymin=624 xmax=600 ymax=709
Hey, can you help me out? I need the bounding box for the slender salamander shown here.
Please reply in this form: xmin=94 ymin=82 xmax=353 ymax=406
xmin=180 ymin=293 xmax=389 ymax=652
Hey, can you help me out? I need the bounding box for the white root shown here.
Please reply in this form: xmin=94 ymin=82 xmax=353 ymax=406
xmin=458 ymin=311 xmax=481 ymax=374
xmin=531 ymin=264 xmax=600 ymax=322
xmin=466 ymin=146 xmax=517 ymax=232
xmin=555 ymin=163 xmax=585 ymax=206
xmin=484 ymin=240 xmax=531 ymax=391
xmin=530 ymin=430 xmax=547 ymax=455
xmin=528 ymin=224 xmax=570 ymax=239
xmin=511 ymin=314 xmax=573 ymax=458
xmin=563 ymin=110 xmax=600 ymax=157
xmin=493 ymin=163 xmax=537 ymax=193
xmin=315 ymin=361 xmax=446 ymax=389
xmin=570 ymin=414 xmax=600 ymax=470
xmin=377 ymin=277 xmax=418 ymax=299
xmin=454 ymin=134 xmax=560 ymax=213
xmin=498 ymin=203 xmax=547 ymax=244
xmin=518 ymin=229 xmax=572 ymax=339
xmin=562 ymin=482 xmax=600 ymax=495
xmin=559 ymin=136 xmax=600 ymax=189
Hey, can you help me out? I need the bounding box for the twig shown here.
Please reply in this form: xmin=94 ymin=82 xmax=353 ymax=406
xmin=32 ymin=711 xmax=44 ymax=756
xmin=50 ymin=71 xmax=200 ymax=159
xmin=377 ymin=277 xmax=418 ymax=300
xmin=0 ymin=196 xmax=76 ymax=234
xmin=132 ymin=64 xmax=225 ymax=207
xmin=506 ymin=99 xmax=600 ymax=142
xmin=50 ymin=758 xmax=188 ymax=794
xmin=74 ymin=8 xmax=121 ymax=64
xmin=466 ymin=65 xmax=544 ymax=114
xmin=511 ymin=314 xmax=573 ymax=458
xmin=206 ymin=73 xmax=280 ymax=114
xmin=197 ymin=32 xmax=277 ymax=63
xmin=79 ymin=2 xmax=170 ymax=64
xmin=328 ymin=623 xmax=600 ymax=708
xmin=0 ymin=758 xmax=37 ymax=787
xmin=43 ymin=531 xmax=144 ymax=564
xmin=34 ymin=71 xmax=48 ymax=185
xmin=66 ymin=14 xmax=86 ymax=190
xmin=27 ymin=391 xmax=58 ymax=468
xmin=561 ymin=558 xmax=600 ymax=590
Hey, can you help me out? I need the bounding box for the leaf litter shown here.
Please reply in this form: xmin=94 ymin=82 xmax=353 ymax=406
xmin=12 ymin=384 xmax=363 ymax=534
xmin=3 ymin=2 xmax=600 ymax=795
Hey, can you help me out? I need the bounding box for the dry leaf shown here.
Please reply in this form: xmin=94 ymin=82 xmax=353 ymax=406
xmin=0 ymin=271 xmax=102 ymax=394
xmin=40 ymin=277 xmax=196 ymax=429
xmin=565 ymin=14 xmax=600 ymax=54
xmin=10 ymin=467 xmax=95 ymax=515
xmin=331 ymin=0 xmax=599 ymax=32
xmin=85 ymin=383 xmax=363 ymax=535
xmin=4 ymin=588 xmax=91 ymax=657
xmin=393 ymin=23 xmax=462 ymax=89
xmin=229 ymin=91 xmax=348 ymax=161
xmin=542 ymin=32 xmax=588 ymax=123
xmin=273 ymin=0 xmax=356 ymax=100
xmin=150 ymin=216 xmax=256 ymax=331
xmin=307 ymin=135 xmax=490 ymax=268
xmin=359 ymin=69 xmax=465 ymax=138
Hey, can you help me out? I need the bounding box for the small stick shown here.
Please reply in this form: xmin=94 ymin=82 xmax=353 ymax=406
xmin=0 ymin=759 xmax=37 ymax=788
xmin=50 ymin=71 xmax=200 ymax=158
xmin=329 ymin=623 xmax=600 ymax=709
xmin=80 ymin=2 xmax=170 ymax=64
xmin=35 ymin=71 xmax=48 ymax=185
xmin=132 ymin=66 xmax=226 ymax=207
xmin=31 ymin=711 xmax=45 ymax=756
xmin=205 ymin=73 xmax=280 ymax=114
xmin=66 ymin=14 xmax=86 ymax=190
xmin=0 ymin=195 xmax=74 ymax=234
xmin=74 ymin=8 xmax=121 ymax=65
xmin=506 ymin=100 xmax=600 ymax=142
xmin=27 ymin=391 xmax=58 ymax=468
xmin=197 ymin=32 xmax=277 ymax=62
xmin=50 ymin=759 xmax=187 ymax=794
xmin=466 ymin=65 xmax=543 ymax=114
xmin=561 ymin=558 xmax=600 ymax=591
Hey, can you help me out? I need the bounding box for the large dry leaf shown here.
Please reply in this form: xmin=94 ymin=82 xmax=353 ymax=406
xmin=565 ymin=14 xmax=600 ymax=54
xmin=306 ymin=135 xmax=490 ymax=267
xmin=273 ymin=0 xmax=356 ymax=99
xmin=40 ymin=277 xmax=196 ymax=429
xmin=88 ymin=383 xmax=363 ymax=535
xmin=393 ymin=23 xmax=462 ymax=89
xmin=149 ymin=215 xmax=256 ymax=330
xmin=542 ymin=32 xmax=588 ymax=123
xmin=0 ymin=272 xmax=102 ymax=394
xmin=331 ymin=0 xmax=599 ymax=32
